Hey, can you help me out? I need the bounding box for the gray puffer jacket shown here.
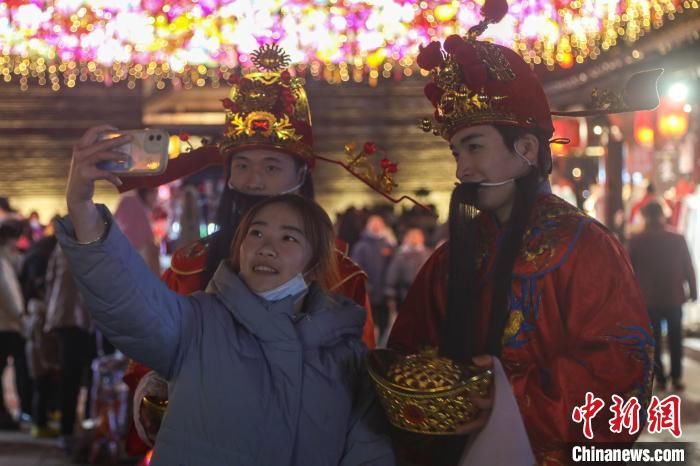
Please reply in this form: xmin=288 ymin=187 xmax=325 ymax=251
xmin=55 ymin=206 xmax=395 ymax=466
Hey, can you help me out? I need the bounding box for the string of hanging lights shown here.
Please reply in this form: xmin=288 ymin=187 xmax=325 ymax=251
xmin=0 ymin=0 xmax=697 ymax=90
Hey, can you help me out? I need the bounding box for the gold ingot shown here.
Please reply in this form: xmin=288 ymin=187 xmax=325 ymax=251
xmin=367 ymin=349 xmax=492 ymax=435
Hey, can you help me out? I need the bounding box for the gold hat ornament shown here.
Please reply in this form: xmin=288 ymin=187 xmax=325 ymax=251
xmin=551 ymin=68 xmax=664 ymax=117
xmin=367 ymin=348 xmax=492 ymax=434
xmin=219 ymin=43 xmax=314 ymax=165
xmin=314 ymin=141 xmax=431 ymax=210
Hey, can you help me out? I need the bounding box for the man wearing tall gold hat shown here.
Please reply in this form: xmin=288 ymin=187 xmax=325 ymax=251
xmin=382 ymin=0 xmax=655 ymax=464
xmin=118 ymin=44 xmax=378 ymax=455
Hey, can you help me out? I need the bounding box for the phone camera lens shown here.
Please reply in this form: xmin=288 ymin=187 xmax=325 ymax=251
xmin=156 ymin=134 xmax=162 ymax=141
xmin=148 ymin=135 xmax=154 ymax=141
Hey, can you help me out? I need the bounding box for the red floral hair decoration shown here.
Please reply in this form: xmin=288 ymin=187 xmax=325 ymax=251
xmin=314 ymin=142 xmax=431 ymax=213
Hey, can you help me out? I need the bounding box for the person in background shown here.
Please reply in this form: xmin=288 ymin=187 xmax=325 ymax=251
xmin=28 ymin=211 xmax=45 ymax=243
xmin=394 ymin=204 xmax=439 ymax=249
xmin=351 ymin=215 xmax=396 ymax=342
xmin=628 ymin=183 xmax=672 ymax=233
xmin=0 ymin=197 xmax=19 ymax=224
xmin=0 ymin=220 xmax=28 ymax=430
xmin=669 ymin=175 xmax=695 ymax=229
xmin=113 ymin=188 xmax=160 ymax=276
xmin=19 ymin=235 xmax=58 ymax=307
xmin=19 ymin=233 xmax=59 ymax=437
xmin=336 ymin=206 xmax=366 ymax=252
xmin=549 ymin=162 xmax=577 ymax=207
xmin=176 ymin=185 xmax=202 ymax=249
xmin=383 ymin=228 xmax=431 ymax=342
xmin=44 ymin=244 xmax=95 ymax=453
xmin=24 ymin=290 xmax=61 ymax=438
xmin=628 ymin=201 xmax=697 ymax=391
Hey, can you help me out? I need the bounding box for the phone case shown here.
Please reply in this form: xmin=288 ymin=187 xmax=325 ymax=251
xmin=97 ymin=129 xmax=170 ymax=176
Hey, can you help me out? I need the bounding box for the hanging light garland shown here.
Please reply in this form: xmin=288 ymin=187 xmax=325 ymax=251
xmin=0 ymin=0 xmax=696 ymax=90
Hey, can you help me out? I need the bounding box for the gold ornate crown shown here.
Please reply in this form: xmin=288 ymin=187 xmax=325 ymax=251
xmin=416 ymin=0 xmax=556 ymax=140
xmin=219 ymin=44 xmax=314 ymax=163
xmin=250 ymin=43 xmax=291 ymax=72
xmin=420 ymin=45 xmax=522 ymax=139
xmin=367 ymin=348 xmax=492 ymax=434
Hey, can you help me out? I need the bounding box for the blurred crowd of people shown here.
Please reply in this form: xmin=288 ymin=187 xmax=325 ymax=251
xmin=0 ymin=181 xmax=227 ymax=461
xmin=336 ymin=204 xmax=443 ymax=345
xmin=1 ymin=195 xmax=101 ymax=446
xmin=0 ymin=195 xmax=133 ymax=462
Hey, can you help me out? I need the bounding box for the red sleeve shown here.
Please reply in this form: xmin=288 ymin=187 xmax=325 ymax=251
xmin=160 ymin=265 xmax=205 ymax=295
xmin=123 ymin=360 xmax=152 ymax=392
xmin=514 ymin=224 xmax=653 ymax=464
xmin=341 ymin=272 xmax=376 ymax=349
xmin=333 ymin=253 xmax=376 ymax=349
xmin=387 ymin=244 xmax=448 ymax=353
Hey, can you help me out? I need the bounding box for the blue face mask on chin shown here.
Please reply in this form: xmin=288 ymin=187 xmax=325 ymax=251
xmin=255 ymin=273 xmax=308 ymax=302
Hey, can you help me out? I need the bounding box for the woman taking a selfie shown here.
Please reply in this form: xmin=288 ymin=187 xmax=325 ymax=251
xmin=54 ymin=125 xmax=395 ymax=465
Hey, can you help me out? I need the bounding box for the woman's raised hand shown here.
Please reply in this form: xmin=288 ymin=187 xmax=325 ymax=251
xmin=66 ymin=125 xmax=131 ymax=207
xmin=65 ymin=125 xmax=132 ymax=242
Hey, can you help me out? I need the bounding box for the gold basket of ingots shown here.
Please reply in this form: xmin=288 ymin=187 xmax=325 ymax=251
xmin=367 ymin=348 xmax=492 ymax=435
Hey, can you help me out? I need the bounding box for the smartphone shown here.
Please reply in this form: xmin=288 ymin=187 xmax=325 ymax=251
xmin=97 ymin=129 xmax=169 ymax=175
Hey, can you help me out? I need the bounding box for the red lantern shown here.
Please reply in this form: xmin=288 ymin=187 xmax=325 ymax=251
xmin=634 ymin=111 xmax=655 ymax=147
xmin=657 ymin=97 xmax=689 ymax=141
xmin=552 ymin=118 xmax=581 ymax=156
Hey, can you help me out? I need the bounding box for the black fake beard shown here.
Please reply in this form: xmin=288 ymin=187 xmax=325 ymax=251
xmin=440 ymin=183 xmax=480 ymax=364
xmin=230 ymin=189 xmax=271 ymax=217
xmin=450 ymin=181 xmax=481 ymax=208
xmin=441 ymin=170 xmax=540 ymax=363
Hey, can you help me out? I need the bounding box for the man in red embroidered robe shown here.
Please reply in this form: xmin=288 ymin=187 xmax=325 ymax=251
xmin=387 ymin=3 xmax=654 ymax=464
